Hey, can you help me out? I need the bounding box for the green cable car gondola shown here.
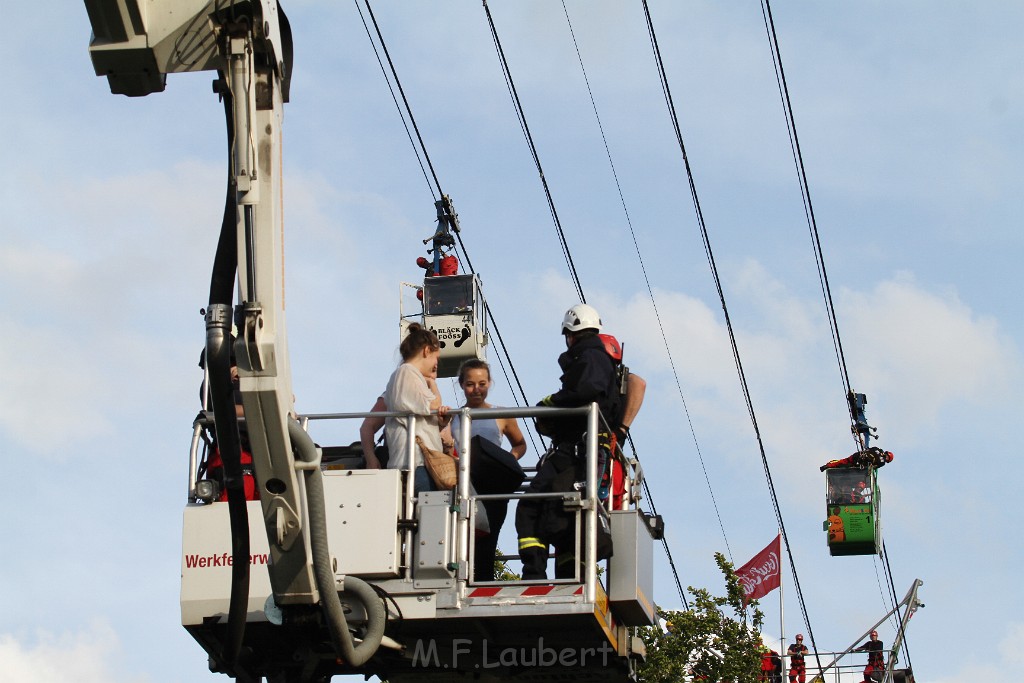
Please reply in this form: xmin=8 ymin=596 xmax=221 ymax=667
xmin=824 ymin=465 xmax=881 ymax=556
xmin=822 ymin=393 xmax=894 ymax=556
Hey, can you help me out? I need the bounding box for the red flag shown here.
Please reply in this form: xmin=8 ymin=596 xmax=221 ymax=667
xmin=735 ymin=535 xmax=782 ymax=605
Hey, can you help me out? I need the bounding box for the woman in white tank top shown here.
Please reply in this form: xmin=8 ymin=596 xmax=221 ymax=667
xmin=445 ymin=359 xmax=526 ymax=581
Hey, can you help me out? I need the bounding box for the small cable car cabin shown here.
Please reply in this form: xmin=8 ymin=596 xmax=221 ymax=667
xmin=420 ymin=273 xmax=488 ymax=378
xmin=182 ymin=403 xmax=655 ymax=682
xmin=824 ymin=466 xmax=881 ymax=556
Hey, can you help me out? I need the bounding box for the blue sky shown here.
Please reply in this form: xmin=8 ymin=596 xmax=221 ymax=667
xmin=2 ymin=2 xmax=1021 ymax=682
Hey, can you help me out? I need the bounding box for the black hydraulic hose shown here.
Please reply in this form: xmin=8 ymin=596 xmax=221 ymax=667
xmin=206 ymin=305 xmax=250 ymax=666
xmin=288 ymin=421 xmax=386 ymax=666
xmin=205 ymin=80 xmax=249 ymax=668
xmin=209 ymin=85 xmax=238 ymax=306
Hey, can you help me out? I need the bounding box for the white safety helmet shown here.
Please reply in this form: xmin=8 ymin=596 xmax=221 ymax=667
xmin=561 ymin=303 xmax=602 ymax=334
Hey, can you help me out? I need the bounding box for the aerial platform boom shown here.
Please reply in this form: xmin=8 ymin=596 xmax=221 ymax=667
xmin=84 ymin=3 xmax=657 ymax=680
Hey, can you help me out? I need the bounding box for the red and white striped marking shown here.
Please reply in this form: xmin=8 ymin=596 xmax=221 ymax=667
xmin=467 ymin=584 xmax=585 ymax=598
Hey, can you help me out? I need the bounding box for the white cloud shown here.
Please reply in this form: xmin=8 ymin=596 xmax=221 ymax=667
xmin=559 ymin=264 xmax=1020 ymax=504
xmin=606 ymin=287 xmax=736 ymax=394
xmin=0 ymin=622 xmax=150 ymax=683
xmin=598 ymin=265 xmax=842 ymax=461
xmin=842 ymin=272 xmax=1020 ymax=436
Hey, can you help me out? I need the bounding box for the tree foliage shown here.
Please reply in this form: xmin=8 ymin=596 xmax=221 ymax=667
xmin=494 ymin=549 xmax=521 ymax=581
xmin=637 ymin=553 xmax=766 ymax=683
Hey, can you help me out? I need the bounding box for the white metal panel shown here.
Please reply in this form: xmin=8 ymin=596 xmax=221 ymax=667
xmin=413 ymin=490 xmax=456 ymax=589
xmin=322 ymin=469 xmax=402 ymax=578
xmin=607 ymin=510 xmax=655 ymax=626
xmin=180 ymin=501 xmax=272 ymax=625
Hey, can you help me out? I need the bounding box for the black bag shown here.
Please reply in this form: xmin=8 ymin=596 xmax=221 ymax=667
xmin=374 ymin=436 xmax=390 ymax=469
xmin=594 ymin=508 xmax=614 ymax=561
xmin=469 ymin=435 xmax=526 ymax=495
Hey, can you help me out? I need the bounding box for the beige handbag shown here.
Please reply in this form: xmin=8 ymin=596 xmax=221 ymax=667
xmin=416 ymin=436 xmax=458 ymax=489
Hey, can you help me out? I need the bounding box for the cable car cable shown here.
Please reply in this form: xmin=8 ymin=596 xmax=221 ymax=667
xmin=872 ymin=559 xmax=898 ymax=626
xmin=439 ymin=203 xmax=544 ymax=450
xmin=358 ymin=0 xmax=544 ymax=454
xmin=881 ymin=542 xmax=914 ymax=670
xmin=641 ymin=0 xmax=823 ymax=662
xmin=363 ymin=1 xmax=692 ymax=615
xmin=873 ymin=548 xmax=913 ymax=669
xmin=484 ymin=1 xmax=694 ymax=611
xmin=559 ymin=0 xmax=734 ymax=565
xmin=355 ymin=0 xmax=436 ymax=201
xmin=757 ymin=0 xmax=859 ymax=445
xmin=481 ymin=0 xmax=586 ymax=305
xmin=637 ymin=468 xmax=689 ymax=610
xmin=451 ymin=231 xmax=545 ymax=454
xmin=872 ymin=556 xmax=904 ymax=644
xmin=359 ymin=0 xmax=443 ymax=200
xmin=758 ymin=1 xmax=913 ymax=667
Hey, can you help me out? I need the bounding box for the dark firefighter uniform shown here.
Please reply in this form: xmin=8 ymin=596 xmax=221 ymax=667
xmin=516 ymin=331 xmax=620 ymax=580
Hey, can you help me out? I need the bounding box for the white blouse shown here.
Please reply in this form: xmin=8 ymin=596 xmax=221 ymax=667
xmin=383 ymin=363 xmax=443 ymax=470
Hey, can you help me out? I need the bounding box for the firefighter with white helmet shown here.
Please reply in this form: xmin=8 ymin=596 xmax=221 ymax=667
xmin=516 ymin=303 xmax=621 ymax=580
xmin=561 ymin=303 xmax=602 ymax=334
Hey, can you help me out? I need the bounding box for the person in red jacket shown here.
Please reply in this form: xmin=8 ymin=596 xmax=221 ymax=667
xmin=787 ymin=634 xmax=808 ymax=683
xmin=759 ymin=642 xmax=783 ymax=683
xmin=854 ymin=630 xmax=885 ymax=682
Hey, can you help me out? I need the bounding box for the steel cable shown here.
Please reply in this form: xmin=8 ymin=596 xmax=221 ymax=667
xmin=758 ymin=0 xmax=912 ymax=667
xmin=641 ymin=0 xmax=821 ymax=662
xmin=358 ymin=0 xmax=543 ymax=453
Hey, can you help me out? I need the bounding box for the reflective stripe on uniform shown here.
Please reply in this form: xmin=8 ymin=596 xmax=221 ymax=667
xmin=519 ymin=537 xmax=545 ymax=550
